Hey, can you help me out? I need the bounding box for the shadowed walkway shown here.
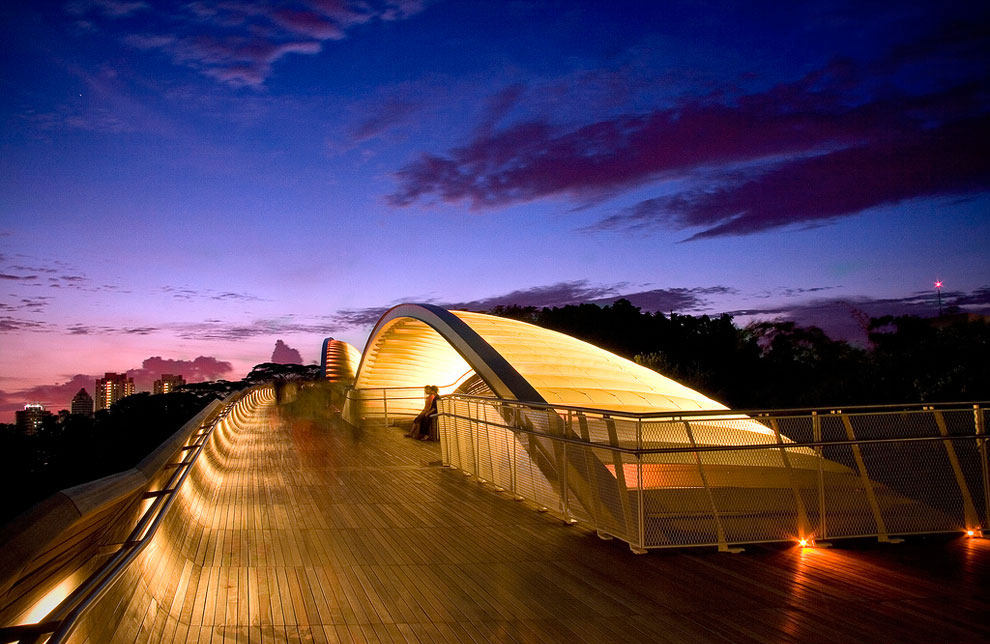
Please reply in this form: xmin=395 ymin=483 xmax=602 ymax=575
xmin=71 ymin=391 xmax=990 ymax=643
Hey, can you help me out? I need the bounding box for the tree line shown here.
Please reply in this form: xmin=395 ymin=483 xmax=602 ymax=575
xmin=487 ymin=299 xmax=990 ymax=409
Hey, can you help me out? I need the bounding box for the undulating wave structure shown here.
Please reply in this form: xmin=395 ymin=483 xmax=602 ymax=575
xmin=344 ymin=303 xmax=744 ymax=425
xmin=319 ymin=337 xmax=361 ymax=384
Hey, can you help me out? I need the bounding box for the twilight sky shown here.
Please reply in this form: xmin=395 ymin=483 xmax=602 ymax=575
xmin=2 ymin=0 xmax=989 ymax=419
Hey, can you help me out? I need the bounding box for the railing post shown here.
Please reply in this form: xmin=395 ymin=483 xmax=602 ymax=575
xmin=438 ymin=398 xmax=447 ymax=465
xmin=637 ymin=452 xmax=645 ymax=551
xmin=637 ymin=416 xmax=645 ymax=550
xmin=813 ymin=411 xmax=827 ymax=540
xmin=683 ymin=420 xmax=740 ymax=553
xmin=507 ymin=403 xmax=518 ymax=497
xmin=475 ymin=399 xmax=485 ymax=482
xmin=840 ymin=413 xmax=898 ymax=543
xmin=770 ymin=418 xmax=811 ymax=541
xmin=562 ymin=429 xmax=571 ymax=522
xmin=549 ymin=408 xmax=565 ymax=516
xmin=602 ymin=417 xmax=637 ymax=551
xmin=933 ymin=410 xmax=980 ymax=530
xmin=977 ymin=404 xmax=990 ymax=535
xmin=382 ymin=390 xmax=388 ymax=428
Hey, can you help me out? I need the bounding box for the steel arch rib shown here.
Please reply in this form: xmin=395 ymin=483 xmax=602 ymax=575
xmin=355 ymin=303 xmax=545 ymax=404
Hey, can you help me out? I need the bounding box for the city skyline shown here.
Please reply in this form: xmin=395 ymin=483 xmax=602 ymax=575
xmin=2 ymin=1 xmax=989 ymax=420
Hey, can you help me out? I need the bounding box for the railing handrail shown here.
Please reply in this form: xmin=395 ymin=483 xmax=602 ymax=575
xmin=437 ymin=394 xmax=990 ymax=552
xmin=0 ymin=397 xmax=225 ymax=615
xmin=438 ymin=393 xmax=987 ymax=421
xmin=435 ymin=408 xmax=988 ymax=455
xmin=0 ymin=387 xmax=257 ymax=644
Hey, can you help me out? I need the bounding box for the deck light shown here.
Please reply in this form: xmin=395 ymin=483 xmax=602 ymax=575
xmin=966 ymin=529 xmax=976 ymax=537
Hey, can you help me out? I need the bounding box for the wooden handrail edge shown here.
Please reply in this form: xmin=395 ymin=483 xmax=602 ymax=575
xmin=0 ymin=397 xmax=226 ymax=607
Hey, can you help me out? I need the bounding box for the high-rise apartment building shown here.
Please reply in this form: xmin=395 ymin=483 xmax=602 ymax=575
xmin=71 ymin=388 xmax=95 ymax=416
xmin=153 ymin=374 xmax=186 ymax=394
xmin=95 ymin=373 xmax=134 ymax=411
xmin=16 ymin=403 xmax=52 ymax=435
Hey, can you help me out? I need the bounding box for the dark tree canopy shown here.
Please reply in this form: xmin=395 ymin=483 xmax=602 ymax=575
xmin=487 ymin=301 xmax=990 ymax=409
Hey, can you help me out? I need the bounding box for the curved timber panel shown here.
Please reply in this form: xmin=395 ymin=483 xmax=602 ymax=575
xmin=351 ymin=303 xmax=730 ymax=417
xmin=355 ymin=303 xmax=543 ymax=403
xmin=320 ymin=338 xmax=361 ymax=384
xmin=451 ymin=310 xmax=728 ymax=413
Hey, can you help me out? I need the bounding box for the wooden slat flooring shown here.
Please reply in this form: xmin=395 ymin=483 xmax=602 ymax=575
xmin=71 ymin=389 xmax=990 ymax=643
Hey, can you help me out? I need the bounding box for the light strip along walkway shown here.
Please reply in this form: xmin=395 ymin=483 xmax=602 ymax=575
xmin=70 ymin=389 xmax=990 ymax=643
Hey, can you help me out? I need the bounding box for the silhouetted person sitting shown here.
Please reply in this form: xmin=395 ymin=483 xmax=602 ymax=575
xmin=405 ymin=385 xmax=439 ymax=440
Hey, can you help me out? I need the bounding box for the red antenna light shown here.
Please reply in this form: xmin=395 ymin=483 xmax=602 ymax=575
xmin=934 ymin=280 xmax=943 ymax=289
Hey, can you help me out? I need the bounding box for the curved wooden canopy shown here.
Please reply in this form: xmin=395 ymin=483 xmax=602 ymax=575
xmin=320 ymin=337 xmax=361 ymax=383
xmin=354 ymin=303 xmax=728 ymax=414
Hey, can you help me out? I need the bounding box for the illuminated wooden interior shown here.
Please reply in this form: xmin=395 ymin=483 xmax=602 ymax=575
xmin=346 ymin=304 xmax=780 ymax=447
xmin=320 ymin=337 xmax=362 ymax=384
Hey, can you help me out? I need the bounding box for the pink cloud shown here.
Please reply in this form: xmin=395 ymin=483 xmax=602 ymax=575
xmin=271 ymin=340 xmax=304 ymax=364
xmin=114 ymin=0 xmax=425 ymax=87
xmin=271 ymin=9 xmax=345 ymax=40
xmin=388 ymin=67 xmax=885 ymax=208
xmin=0 ymin=356 xmax=233 ymax=421
xmin=388 ymin=54 xmax=990 ymax=237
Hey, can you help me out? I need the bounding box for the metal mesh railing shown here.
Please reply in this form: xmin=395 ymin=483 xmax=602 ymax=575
xmin=437 ymin=397 xmax=989 ymax=552
xmin=344 ymin=386 xmax=429 ymax=428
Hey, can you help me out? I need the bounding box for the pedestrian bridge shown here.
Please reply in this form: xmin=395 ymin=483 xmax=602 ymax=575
xmin=1 ymin=304 xmax=989 ymax=642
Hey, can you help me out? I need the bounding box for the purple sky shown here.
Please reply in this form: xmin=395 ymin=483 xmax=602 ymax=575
xmin=2 ymin=1 xmax=989 ymax=420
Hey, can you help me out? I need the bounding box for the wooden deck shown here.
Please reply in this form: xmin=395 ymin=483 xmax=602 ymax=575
xmin=72 ymin=390 xmax=990 ymax=643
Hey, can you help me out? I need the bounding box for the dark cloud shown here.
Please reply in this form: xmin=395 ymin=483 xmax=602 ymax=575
xmin=320 ymin=283 xmax=988 ymax=348
xmin=751 ymin=286 xmax=840 ymax=300
xmin=0 ymin=317 xmax=51 ymax=332
xmin=173 ymin=316 xmax=336 ymax=341
xmin=389 ymin=29 xmax=990 ymax=239
xmin=6 ymin=297 xmax=53 ymax=313
xmin=451 ymin=280 xmax=624 ymax=310
xmin=449 ymin=282 xmax=736 ymax=314
xmin=122 ymin=326 xmax=159 ymax=335
xmin=603 ymin=115 xmax=990 ymax=240
xmin=387 ymin=60 xmax=892 ymax=208
xmin=161 ymin=286 xmax=263 ymax=302
xmin=602 ymin=286 xmax=737 ymax=313
xmin=66 ymin=323 xmax=116 ymax=335
xmin=212 ymin=291 xmax=262 ymax=302
xmin=10 ymin=262 xmax=63 ymax=274
xmin=0 ymin=258 xmax=116 ymax=293
xmin=729 ymin=286 xmax=990 ymax=343
xmin=954 ymin=286 xmax=990 ymax=306
xmin=66 ymin=0 xmax=148 ymax=19
xmin=330 ymin=307 xmax=390 ymax=328
xmin=319 ymin=281 xmax=738 ymax=332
